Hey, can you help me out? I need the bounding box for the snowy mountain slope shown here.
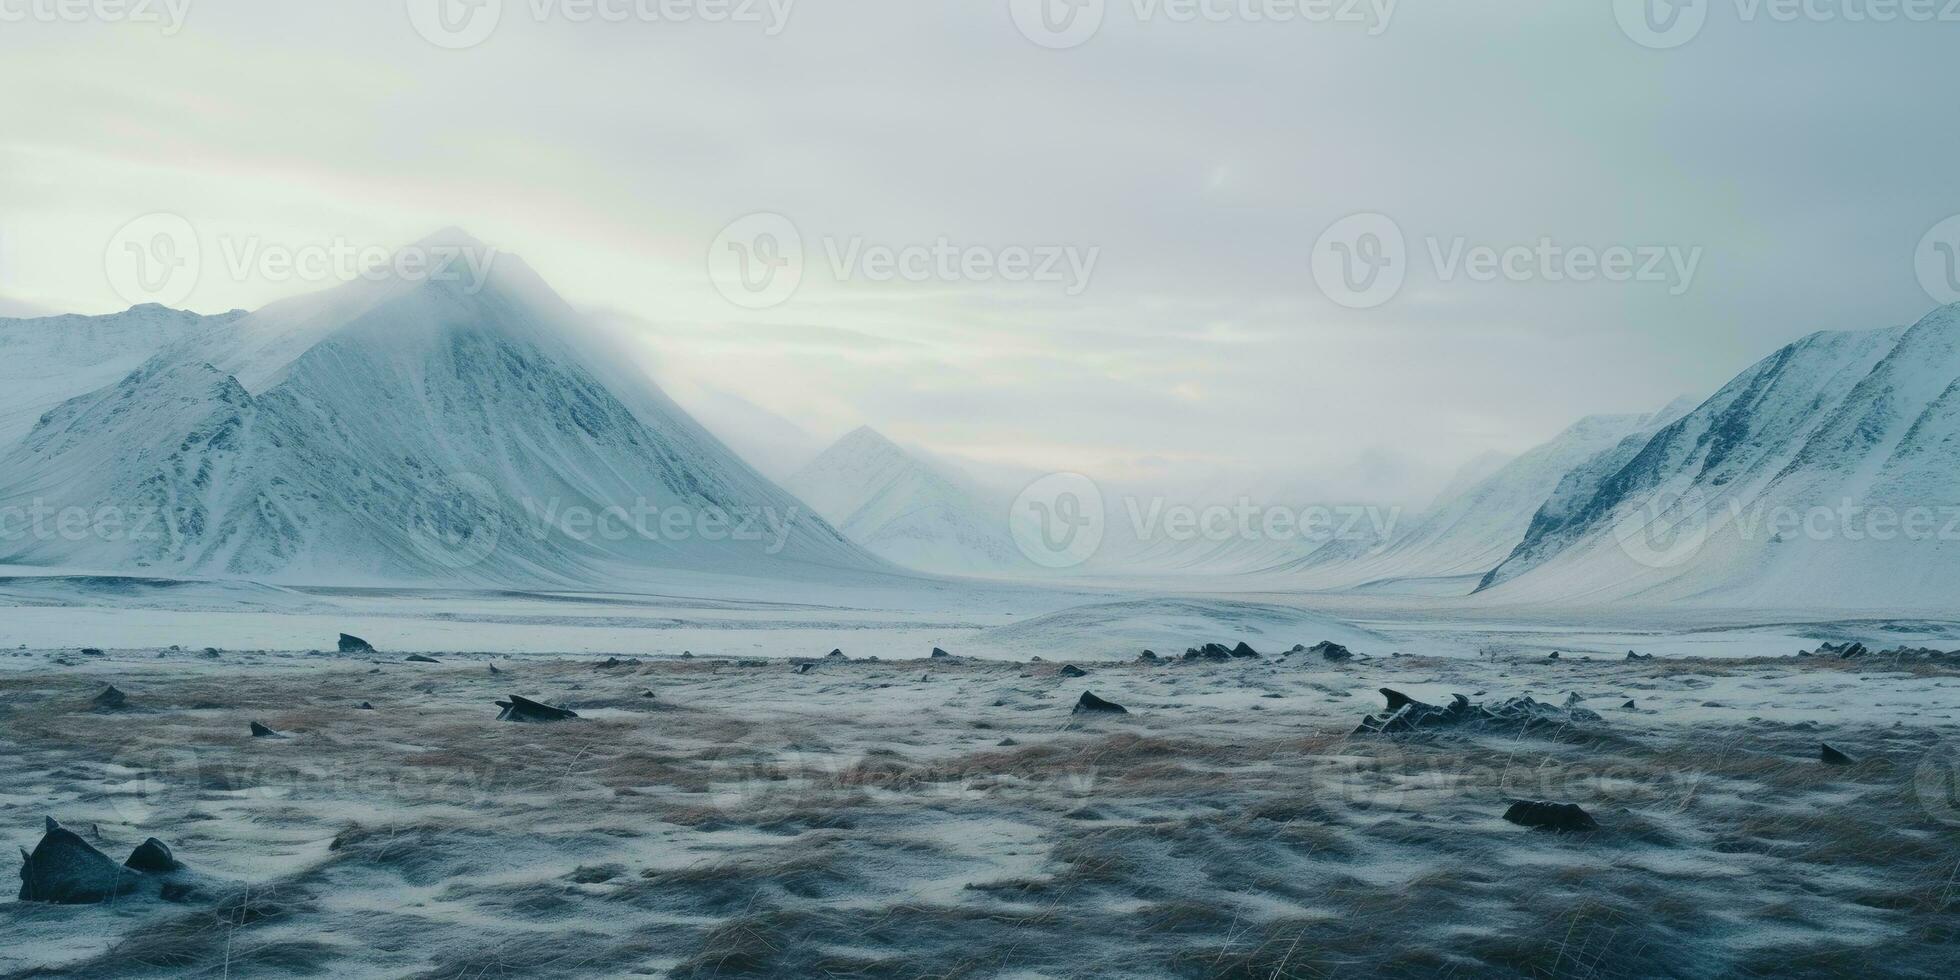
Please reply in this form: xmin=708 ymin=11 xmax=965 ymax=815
xmin=0 ymin=234 xmax=886 ymax=586
xmin=0 ymin=305 xmax=245 ymax=447
xmin=1478 ymin=307 xmax=1960 ymax=608
xmin=785 ymin=426 xmax=1022 ymax=575
xmin=1269 ymin=412 xmax=1661 ymax=592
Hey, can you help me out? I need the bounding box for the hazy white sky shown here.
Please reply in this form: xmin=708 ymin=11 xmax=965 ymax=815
xmin=2 ymin=1 xmax=1955 ymax=505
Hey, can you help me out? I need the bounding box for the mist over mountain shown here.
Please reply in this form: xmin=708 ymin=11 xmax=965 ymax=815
xmin=0 ymin=233 xmax=881 ymax=587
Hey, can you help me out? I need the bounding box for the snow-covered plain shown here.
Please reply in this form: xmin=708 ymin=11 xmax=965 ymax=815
xmin=3 ymin=617 xmax=1956 ymax=977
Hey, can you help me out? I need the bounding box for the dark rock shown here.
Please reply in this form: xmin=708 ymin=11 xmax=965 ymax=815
xmin=18 ymin=819 xmax=213 ymax=904
xmin=18 ymin=818 xmax=140 ymax=903
xmin=92 ymin=685 xmax=128 ymax=710
xmin=123 ymin=838 xmax=180 ymax=873
xmin=1072 ymin=691 xmax=1128 ymax=715
xmin=1137 ymin=650 xmax=1159 ymax=662
xmin=81 ymin=648 xmax=105 ymax=657
xmin=1308 ymin=641 xmax=1354 ymax=662
xmin=1625 ymin=650 xmax=1652 ymax=660
xmin=931 ymin=647 xmax=951 ymax=658
xmin=249 ymin=721 xmax=285 ymax=739
xmin=1820 ymin=742 xmax=1855 ymax=765
xmin=488 ymin=663 xmax=502 ymax=675
xmin=338 ymin=634 xmax=376 ymax=653
xmin=1353 ymin=688 xmax=1602 ymax=735
xmin=793 ymin=662 xmax=814 ymax=674
xmin=1059 ymin=664 xmax=1089 ymax=678
xmin=1502 ymin=800 xmax=1599 ymax=832
xmin=357 ymin=701 xmax=375 ymax=710
xmin=680 ymin=651 xmax=694 ymax=659
xmin=1547 ymin=651 xmax=1561 ymax=660
xmin=1621 ymin=699 xmax=1637 ymax=710
xmin=1184 ymin=643 xmax=1234 ymax=662
xmin=640 ymin=689 xmax=656 ymax=698
xmin=495 ymin=695 xmax=579 ymax=723
xmin=1230 ymin=642 xmax=1260 ymax=659
xmin=826 ymin=649 xmax=846 ymax=659
xmin=597 ymin=657 xmax=641 ymax=668
xmin=405 ymin=654 xmax=441 ymax=664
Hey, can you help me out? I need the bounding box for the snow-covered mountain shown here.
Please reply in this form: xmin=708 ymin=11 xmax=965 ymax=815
xmin=1267 ymin=411 xmax=1667 ymax=594
xmin=0 ymin=232 xmax=884 ymax=586
xmin=0 ymin=304 xmax=244 ymax=447
xmin=785 ymin=426 xmax=1022 ymax=576
xmin=1478 ymin=305 xmax=1960 ymax=609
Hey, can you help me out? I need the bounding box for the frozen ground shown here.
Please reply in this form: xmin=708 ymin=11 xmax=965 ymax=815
xmin=3 ymin=598 xmax=1957 ymax=978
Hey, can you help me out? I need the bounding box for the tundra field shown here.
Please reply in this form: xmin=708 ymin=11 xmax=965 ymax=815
xmin=4 ymin=638 xmax=1957 ymax=979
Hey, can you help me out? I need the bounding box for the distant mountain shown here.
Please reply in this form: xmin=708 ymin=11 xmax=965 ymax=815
xmin=1270 ymin=411 xmax=1666 ymax=594
xmin=0 ymin=304 xmax=244 ymax=446
xmin=1479 ymin=305 xmax=1960 ymax=610
xmin=785 ymin=426 xmax=1022 ymax=575
xmin=0 ymin=232 xmax=884 ymax=586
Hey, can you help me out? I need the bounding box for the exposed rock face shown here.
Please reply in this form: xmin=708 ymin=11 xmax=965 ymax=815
xmin=1502 ymin=800 xmax=1600 ymax=832
xmin=338 ymin=633 xmax=376 ymax=653
xmin=1137 ymin=650 xmax=1160 ymax=662
xmin=249 ymin=721 xmax=286 ymax=738
xmin=1230 ymin=642 xmax=1260 ymax=659
xmin=826 ymin=649 xmax=846 ymax=660
xmin=1072 ymin=691 xmax=1128 ymax=715
xmin=1184 ymin=643 xmax=1234 ymax=662
xmin=1353 ymin=688 xmax=1603 ymax=735
xmin=494 ymin=695 xmax=579 ymax=723
xmin=1802 ymin=642 xmax=1956 ymax=662
xmin=1308 ymin=641 xmax=1354 ymax=662
xmin=931 ymin=648 xmax=951 ymax=658
xmin=17 ymin=819 xmax=210 ymax=904
xmin=92 ymin=685 xmax=128 ymax=710
xmin=405 ymin=654 xmax=441 ymax=664
xmin=1820 ymin=743 xmax=1855 ymax=765
xmin=1625 ymin=651 xmax=1652 ymax=661
xmin=1059 ymin=665 xmax=1089 ymax=678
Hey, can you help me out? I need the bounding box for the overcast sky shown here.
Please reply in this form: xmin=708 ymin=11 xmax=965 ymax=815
xmin=2 ymin=1 xmax=1955 ymax=506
